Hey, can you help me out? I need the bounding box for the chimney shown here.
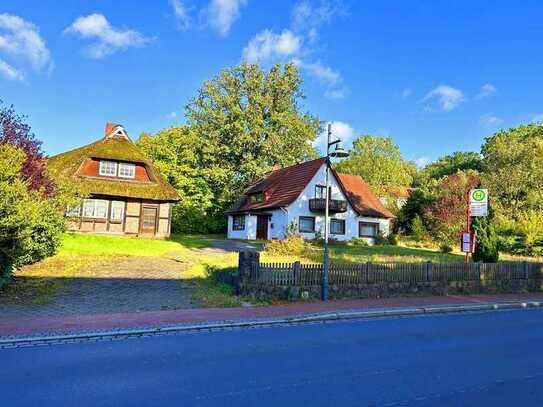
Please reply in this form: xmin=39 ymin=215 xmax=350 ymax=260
xmin=104 ymin=122 xmax=119 ymax=137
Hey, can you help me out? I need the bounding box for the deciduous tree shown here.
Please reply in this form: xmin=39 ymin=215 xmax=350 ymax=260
xmin=335 ymin=135 xmax=415 ymax=193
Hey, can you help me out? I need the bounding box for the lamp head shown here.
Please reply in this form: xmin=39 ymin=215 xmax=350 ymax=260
xmin=330 ymin=142 xmax=349 ymax=158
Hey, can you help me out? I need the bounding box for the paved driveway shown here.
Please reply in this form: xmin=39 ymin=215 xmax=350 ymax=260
xmin=0 ymin=256 xmax=198 ymax=318
xmin=209 ymin=239 xmax=263 ymax=252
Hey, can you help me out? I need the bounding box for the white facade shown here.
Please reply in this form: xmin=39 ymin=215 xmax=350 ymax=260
xmin=227 ymin=162 xmax=391 ymax=243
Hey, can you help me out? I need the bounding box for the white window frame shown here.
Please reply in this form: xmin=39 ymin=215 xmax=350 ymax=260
xmin=330 ymin=219 xmax=345 ymax=235
xmin=359 ymin=222 xmax=379 ymax=238
xmin=99 ymin=160 xmax=118 ymax=177
xmin=82 ymin=199 xmax=108 ymax=219
xmin=66 ymin=204 xmax=81 ymax=217
xmin=118 ymin=163 xmax=136 ymax=179
xmin=110 ymin=201 xmax=125 ymax=221
xmin=299 ymin=216 xmax=316 ymax=233
xmin=232 ymin=215 xmax=245 ymax=231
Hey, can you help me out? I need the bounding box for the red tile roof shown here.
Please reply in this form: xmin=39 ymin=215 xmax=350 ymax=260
xmin=335 ymin=172 xmax=394 ymax=218
xmin=227 ymin=158 xmax=326 ymax=213
xmin=227 ymin=157 xmax=394 ymax=219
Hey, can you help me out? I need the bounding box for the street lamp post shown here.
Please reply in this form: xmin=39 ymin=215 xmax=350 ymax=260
xmin=322 ymin=123 xmax=349 ymax=301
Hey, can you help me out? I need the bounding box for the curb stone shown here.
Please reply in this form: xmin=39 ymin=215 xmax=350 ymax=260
xmin=0 ymin=300 xmax=541 ymax=348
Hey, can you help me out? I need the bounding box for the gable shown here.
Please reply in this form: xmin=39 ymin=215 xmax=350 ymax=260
xmin=227 ymin=158 xmax=326 ymax=214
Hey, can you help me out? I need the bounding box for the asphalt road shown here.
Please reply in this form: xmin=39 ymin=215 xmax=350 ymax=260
xmin=2 ymin=309 xmax=543 ymax=406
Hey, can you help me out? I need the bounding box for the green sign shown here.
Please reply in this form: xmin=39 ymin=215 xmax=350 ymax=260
xmin=471 ymin=189 xmax=486 ymax=202
xmin=469 ymin=189 xmax=488 ymax=216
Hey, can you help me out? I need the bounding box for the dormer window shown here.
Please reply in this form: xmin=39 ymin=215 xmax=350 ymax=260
xmin=99 ymin=160 xmax=117 ymax=177
xmin=98 ymin=160 xmax=136 ymax=179
xmin=118 ymin=163 xmax=135 ymax=178
xmin=250 ymin=192 xmax=264 ymax=203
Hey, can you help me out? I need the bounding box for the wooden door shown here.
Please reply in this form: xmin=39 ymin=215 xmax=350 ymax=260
xmin=256 ymin=215 xmax=269 ymax=240
xmin=141 ymin=207 xmax=157 ymax=235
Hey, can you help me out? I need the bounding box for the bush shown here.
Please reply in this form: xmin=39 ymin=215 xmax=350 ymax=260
xmin=347 ymin=238 xmax=369 ymax=247
xmin=387 ymin=233 xmax=398 ymax=246
xmin=472 ymin=214 xmax=499 ymax=263
xmin=411 ymin=215 xmax=426 ymax=241
xmin=0 ymin=145 xmax=66 ymax=281
xmin=439 ymin=243 xmax=453 ymax=253
xmin=374 ymin=231 xmax=388 ymax=245
xmin=264 ymin=235 xmax=306 ymax=256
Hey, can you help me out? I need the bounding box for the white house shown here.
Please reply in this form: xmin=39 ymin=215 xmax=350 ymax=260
xmin=226 ymin=158 xmax=394 ymax=243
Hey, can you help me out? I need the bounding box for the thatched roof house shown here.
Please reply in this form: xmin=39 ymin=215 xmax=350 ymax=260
xmin=48 ymin=123 xmax=179 ymax=237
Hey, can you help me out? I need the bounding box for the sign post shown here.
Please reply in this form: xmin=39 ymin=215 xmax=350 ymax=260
xmin=462 ymin=189 xmax=489 ymax=263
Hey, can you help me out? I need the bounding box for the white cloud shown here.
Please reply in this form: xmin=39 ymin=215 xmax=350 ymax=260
xmin=479 ymin=114 xmax=503 ymax=128
xmin=402 ymin=88 xmax=412 ymax=99
xmin=291 ymin=0 xmax=346 ymax=41
xmin=476 ymin=83 xmax=496 ymax=100
xmin=168 ymin=111 xmax=178 ymax=119
xmin=414 ymin=157 xmax=431 ymax=168
xmin=293 ymin=59 xmax=340 ymax=84
xmin=242 ymin=29 xmax=301 ymax=63
xmin=0 ymin=13 xmax=51 ymax=78
xmin=64 ymin=14 xmax=151 ymax=59
xmin=423 ymin=85 xmax=465 ymax=112
xmin=205 ymin=0 xmax=247 ymax=37
xmin=532 ymin=113 xmax=543 ymax=123
xmin=324 ymin=88 xmax=346 ymax=99
xmin=313 ymin=120 xmax=355 ymax=151
xmin=171 ymin=0 xmax=191 ymax=30
xmin=0 ymin=59 xmax=24 ymax=81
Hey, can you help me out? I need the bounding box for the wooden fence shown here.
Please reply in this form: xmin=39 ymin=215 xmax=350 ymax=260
xmin=249 ymin=261 xmax=540 ymax=287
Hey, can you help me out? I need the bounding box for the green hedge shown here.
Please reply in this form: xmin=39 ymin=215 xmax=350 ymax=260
xmin=0 ymin=252 xmax=13 ymax=289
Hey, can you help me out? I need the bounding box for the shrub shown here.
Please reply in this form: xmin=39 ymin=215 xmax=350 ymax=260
xmin=472 ymin=216 xmax=499 ymax=263
xmin=0 ymin=145 xmax=66 ymax=282
xmin=264 ymin=235 xmax=306 ymax=256
xmin=439 ymin=243 xmax=453 ymax=253
xmin=387 ymin=233 xmax=398 ymax=246
xmin=411 ymin=215 xmax=426 ymax=241
xmin=347 ymin=238 xmax=369 ymax=247
xmin=374 ymin=231 xmax=388 ymax=245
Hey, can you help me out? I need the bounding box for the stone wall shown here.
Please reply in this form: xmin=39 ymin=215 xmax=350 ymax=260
xmin=234 ymin=251 xmax=543 ymax=301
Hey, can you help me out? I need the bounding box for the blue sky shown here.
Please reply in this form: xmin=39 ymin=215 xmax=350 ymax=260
xmin=1 ymin=0 xmax=542 ymax=166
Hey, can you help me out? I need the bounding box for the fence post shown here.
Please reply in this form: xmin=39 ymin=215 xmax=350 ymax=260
xmin=293 ymin=261 xmax=301 ymax=286
xmin=426 ymin=261 xmax=432 ymax=282
xmin=238 ymin=251 xmax=260 ymax=294
xmin=523 ymin=261 xmax=528 ymax=280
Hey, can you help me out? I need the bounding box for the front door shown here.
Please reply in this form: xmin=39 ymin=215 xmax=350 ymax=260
xmin=141 ymin=207 xmax=157 ymax=235
xmin=256 ymin=215 xmax=269 ymax=240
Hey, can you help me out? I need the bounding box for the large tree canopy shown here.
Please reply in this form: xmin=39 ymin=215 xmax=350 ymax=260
xmin=0 ymin=101 xmax=53 ymax=193
xmin=186 ymin=63 xmax=319 ymax=199
xmin=481 ymin=123 xmax=543 ymax=218
xmin=137 ymin=127 xmax=218 ymax=232
xmin=415 ymin=151 xmax=482 ymax=186
xmin=141 ymin=63 xmax=320 ymax=233
xmin=335 ymin=135 xmax=415 ymax=193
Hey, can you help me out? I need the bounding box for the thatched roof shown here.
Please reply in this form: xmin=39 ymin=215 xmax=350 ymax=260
xmin=47 ymin=125 xmax=179 ymax=202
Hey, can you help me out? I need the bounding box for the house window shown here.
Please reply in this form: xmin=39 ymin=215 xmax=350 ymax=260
xmin=232 ymin=215 xmax=245 ymax=231
xmin=299 ymin=216 xmax=315 ymax=233
xmin=330 ymin=219 xmax=345 ymax=235
xmin=359 ymin=222 xmax=379 ymax=238
xmin=82 ymin=199 xmax=108 ymax=219
xmin=250 ymin=192 xmax=264 ymax=203
xmin=118 ymin=163 xmax=136 ymax=179
xmin=99 ymin=160 xmax=117 ymax=177
xmin=110 ymin=201 xmax=125 ymax=221
xmin=65 ymin=204 xmax=81 ymax=217
xmin=315 ymin=185 xmax=331 ymax=199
